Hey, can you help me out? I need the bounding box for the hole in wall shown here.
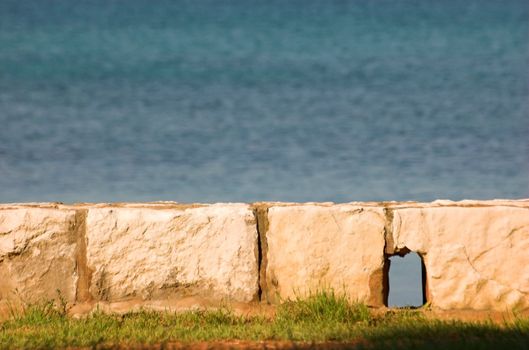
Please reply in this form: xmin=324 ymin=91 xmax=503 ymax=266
xmin=385 ymin=248 xmax=426 ymax=308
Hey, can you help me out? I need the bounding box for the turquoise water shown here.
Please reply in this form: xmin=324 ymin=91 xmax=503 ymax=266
xmin=1 ymin=1 xmax=528 ymax=305
xmin=1 ymin=0 xmax=527 ymax=204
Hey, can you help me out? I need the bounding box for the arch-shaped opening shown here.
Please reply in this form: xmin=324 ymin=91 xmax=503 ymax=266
xmin=384 ymin=248 xmax=427 ymax=308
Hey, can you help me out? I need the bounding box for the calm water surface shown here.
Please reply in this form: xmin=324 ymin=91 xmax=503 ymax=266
xmin=1 ymin=0 xmax=528 ymax=305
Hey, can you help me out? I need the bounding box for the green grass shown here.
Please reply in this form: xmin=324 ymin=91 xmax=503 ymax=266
xmin=1 ymin=291 xmax=528 ymax=349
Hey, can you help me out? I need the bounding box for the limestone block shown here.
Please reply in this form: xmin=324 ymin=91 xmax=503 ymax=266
xmin=0 ymin=207 xmax=78 ymax=303
xmin=264 ymin=204 xmax=387 ymax=306
xmin=390 ymin=204 xmax=529 ymax=311
xmin=85 ymin=204 xmax=258 ymax=303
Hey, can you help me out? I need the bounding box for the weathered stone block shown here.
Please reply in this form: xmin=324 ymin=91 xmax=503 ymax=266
xmin=85 ymin=204 xmax=258 ymax=303
xmin=0 ymin=206 xmax=79 ymax=303
xmin=389 ymin=203 xmax=529 ymax=311
xmin=264 ymin=204 xmax=387 ymax=306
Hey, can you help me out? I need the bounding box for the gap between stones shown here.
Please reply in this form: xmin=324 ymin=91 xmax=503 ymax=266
xmin=252 ymin=204 xmax=270 ymax=303
xmin=382 ymin=206 xmax=428 ymax=307
xmin=74 ymin=209 xmax=92 ymax=303
xmin=382 ymin=207 xmax=394 ymax=306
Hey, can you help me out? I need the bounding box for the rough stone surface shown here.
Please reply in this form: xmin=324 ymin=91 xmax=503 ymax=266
xmin=1 ymin=200 xmax=529 ymax=315
xmin=264 ymin=204 xmax=387 ymax=306
xmin=0 ymin=207 xmax=78 ymax=303
xmin=85 ymin=204 xmax=258 ymax=303
xmin=389 ymin=203 xmax=529 ymax=311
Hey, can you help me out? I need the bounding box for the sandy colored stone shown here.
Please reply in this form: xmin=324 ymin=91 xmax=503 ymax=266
xmin=1 ymin=200 xmax=529 ymax=314
xmin=264 ymin=204 xmax=387 ymax=306
xmin=85 ymin=203 xmax=258 ymax=303
xmin=389 ymin=204 xmax=529 ymax=311
xmin=0 ymin=207 xmax=78 ymax=304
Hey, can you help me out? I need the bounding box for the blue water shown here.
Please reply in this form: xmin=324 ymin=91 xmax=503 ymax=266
xmin=389 ymin=253 xmax=423 ymax=307
xmin=1 ymin=0 xmax=527 ymax=204
xmin=1 ymin=1 xmax=528 ymax=305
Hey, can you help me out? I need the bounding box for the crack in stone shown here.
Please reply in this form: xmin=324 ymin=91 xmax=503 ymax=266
xmin=462 ymin=246 xmax=528 ymax=296
xmin=330 ymin=213 xmax=343 ymax=233
xmin=470 ymin=225 xmax=528 ymax=265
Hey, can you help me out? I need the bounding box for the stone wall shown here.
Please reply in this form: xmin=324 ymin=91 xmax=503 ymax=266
xmin=1 ymin=200 xmax=528 ymax=314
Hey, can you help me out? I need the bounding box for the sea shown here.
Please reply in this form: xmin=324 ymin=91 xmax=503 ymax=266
xmin=1 ymin=0 xmax=528 ymax=306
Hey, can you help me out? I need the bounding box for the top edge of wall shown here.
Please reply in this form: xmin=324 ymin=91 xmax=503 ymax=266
xmin=0 ymin=199 xmax=528 ymax=210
